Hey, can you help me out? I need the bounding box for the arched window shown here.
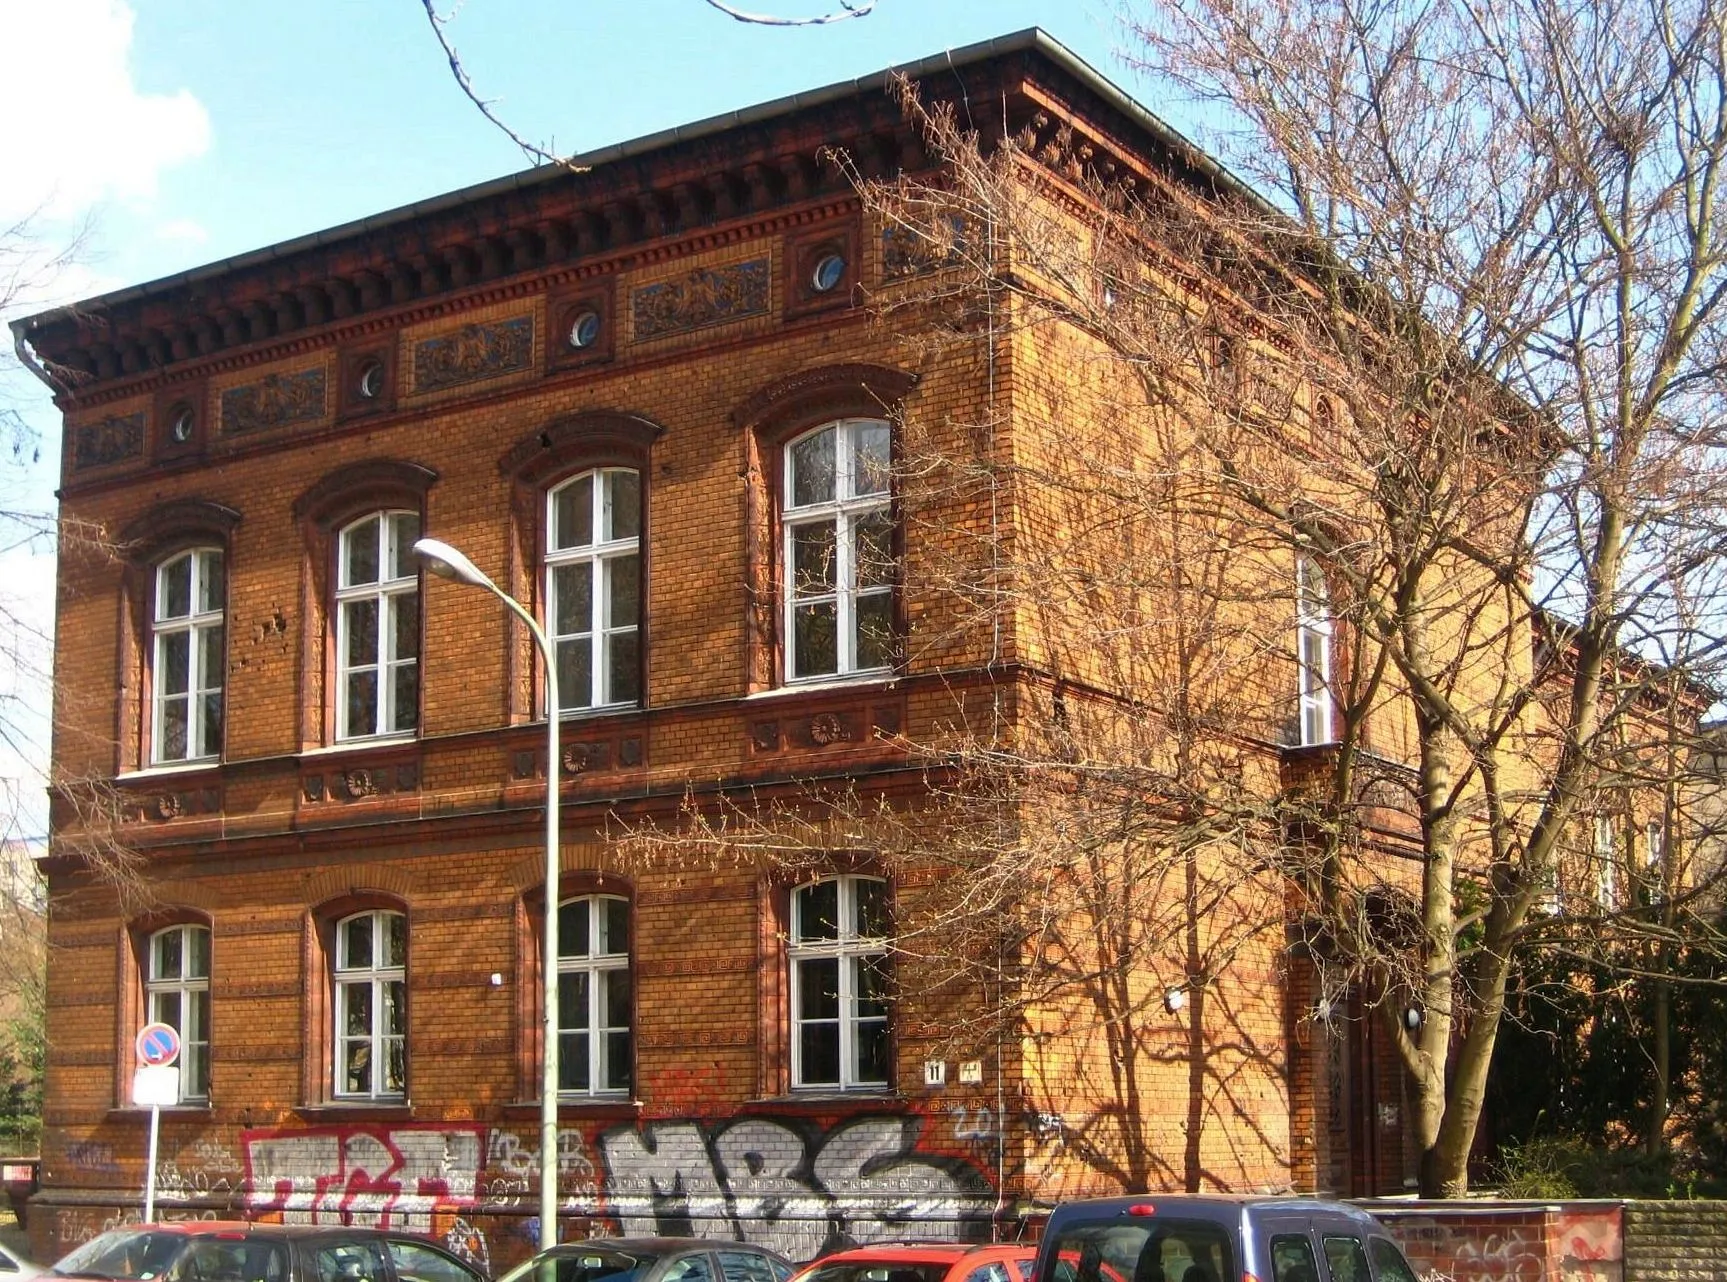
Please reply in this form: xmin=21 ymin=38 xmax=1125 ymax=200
xmin=332 ymin=909 xmax=406 ymax=1099
xmin=782 ymin=419 xmax=894 ymax=681
xmin=336 ymin=512 xmax=421 ymax=741
xmin=545 ymin=469 xmax=642 ymax=712
xmin=1296 ymin=558 xmax=1334 ymax=746
xmin=145 ymin=923 xmax=210 ymax=1102
xmin=788 ymin=874 xmax=890 ymax=1090
xmin=151 ymin=549 xmax=225 ymax=764
xmin=556 ymin=894 xmax=632 ymax=1095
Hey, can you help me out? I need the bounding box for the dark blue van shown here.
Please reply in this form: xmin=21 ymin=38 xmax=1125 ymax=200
xmin=1032 ymin=1195 xmax=1421 ymax=1282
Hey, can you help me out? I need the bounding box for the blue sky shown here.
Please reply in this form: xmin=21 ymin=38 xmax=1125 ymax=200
xmin=0 ymin=0 xmax=1160 ymax=834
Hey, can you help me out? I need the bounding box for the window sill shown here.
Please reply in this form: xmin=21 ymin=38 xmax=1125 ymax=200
xmin=745 ymin=1091 xmax=904 ymax=1112
xmin=748 ymin=674 xmax=897 ymax=701
xmin=106 ymin=1104 xmax=213 ymax=1120
xmin=295 ymin=1102 xmax=414 ymax=1121
xmin=116 ymin=761 xmax=222 ymax=784
xmin=500 ymin=1098 xmax=643 ymax=1121
xmin=301 ymin=736 xmax=417 ymax=759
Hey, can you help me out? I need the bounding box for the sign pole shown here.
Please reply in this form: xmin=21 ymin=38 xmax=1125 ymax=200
xmin=133 ymin=1021 xmax=182 ymax=1225
xmin=143 ymin=1102 xmax=160 ymax=1223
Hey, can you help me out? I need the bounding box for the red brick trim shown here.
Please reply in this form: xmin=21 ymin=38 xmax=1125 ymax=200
xmin=291 ymin=459 xmax=438 ymax=531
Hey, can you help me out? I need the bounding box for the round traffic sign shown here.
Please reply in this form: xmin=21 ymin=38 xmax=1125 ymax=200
xmin=136 ymin=1022 xmax=181 ymax=1067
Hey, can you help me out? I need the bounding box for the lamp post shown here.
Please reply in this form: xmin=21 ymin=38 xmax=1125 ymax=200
xmin=414 ymin=537 xmax=561 ymax=1248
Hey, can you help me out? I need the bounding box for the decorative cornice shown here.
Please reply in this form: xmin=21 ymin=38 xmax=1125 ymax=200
xmin=119 ymin=498 xmax=242 ymax=563
xmin=498 ymin=410 xmax=665 ymax=485
xmin=291 ymin=458 xmax=439 ymax=527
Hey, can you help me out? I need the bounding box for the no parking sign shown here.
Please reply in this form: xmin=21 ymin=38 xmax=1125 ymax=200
xmin=135 ymin=1021 xmax=181 ymax=1067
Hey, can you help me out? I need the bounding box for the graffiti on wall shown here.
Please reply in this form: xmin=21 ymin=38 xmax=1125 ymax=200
xmin=243 ymin=1125 xmax=485 ymax=1232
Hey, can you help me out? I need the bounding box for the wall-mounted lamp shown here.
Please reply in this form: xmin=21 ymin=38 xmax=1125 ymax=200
xmin=1163 ymin=987 xmax=1187 ymax=1014
xmin=1403 ymin=1005 xmax=1424 ymax=1031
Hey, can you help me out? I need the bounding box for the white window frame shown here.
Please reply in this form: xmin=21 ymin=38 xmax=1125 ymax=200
xmin=545 ymin=469 xmax=642 ymax=713
xmin=151 ymin=548 xmax=224 ymax=764
xmin=1595 ymin=814 xmax=1618 ymax=909
xmin=555 ymin=894 xmax=632 ymax=1097
xmin=335 ymin=512 xmax=420 ymax=742
xmin=1296 ymin=557 xmax=1334 ymax=746
xmin=788 ymin=874 xmax=890 ymax=1091
xmin=332 ymin=909 xmax=406 ymax=1101
xmin=145 ymin=923 xmax=210 ymax=1103
xmin=1645 ymin=820 xmax=1665 ymax=867
xmin=782 ymin=419 xmax=895 ymax=683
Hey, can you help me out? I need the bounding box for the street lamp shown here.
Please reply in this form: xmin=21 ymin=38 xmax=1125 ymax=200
xmin=414 ymin=536 xmax=562 ymax=1247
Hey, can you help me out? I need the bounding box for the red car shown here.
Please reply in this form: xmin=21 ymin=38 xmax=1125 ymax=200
xmin=791 ymin=1244 xmax=1036 ymax=1282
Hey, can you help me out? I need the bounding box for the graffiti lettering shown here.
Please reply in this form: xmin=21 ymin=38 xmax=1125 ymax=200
xmin=244 ymin=1124 xmax=484 ymax=1231
xmin=65 ymin=1142 xmax=118 ymax=1173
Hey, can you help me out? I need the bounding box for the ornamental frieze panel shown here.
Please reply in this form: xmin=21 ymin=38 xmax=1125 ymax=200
xmin=410 ymin=313 xmax=535 ymax=393
xmin=71 ymin=412 xmax=144 ymax=472
xmin=509 ymin=731 xmax=645 ymax=782
xmin=121 ymin=785 xmax=222 ymax=825
xmin=630 ymin=257 xmax=770 ymax=341
xmin=219 ymin=367 xmax=328 ymax=436
xmin=747 ymin=699 xmax=904 ymax=755
xmin=301 ymin=760 xmax=419 ymax=804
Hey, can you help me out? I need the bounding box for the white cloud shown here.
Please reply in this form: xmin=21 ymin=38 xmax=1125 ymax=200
xmin=0 ymin=0 xmax=211 ymax=223
xmin=155 ymin=217 xmax=209 ymax=247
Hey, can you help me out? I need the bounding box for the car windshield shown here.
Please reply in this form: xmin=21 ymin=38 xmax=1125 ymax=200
xmin=1046 ymin=1221 xmax=1233 ymax=1282
xmin=53 ymin=1232 xmax=194 ymax=1281
xmin=800 ymin=1264 xmax=950 ymax=1282
xmin=496 ymin=1250 xmax=662 ymax=1282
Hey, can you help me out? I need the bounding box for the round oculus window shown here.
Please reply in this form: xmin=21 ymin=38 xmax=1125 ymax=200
xmin=357 ymin=360 xmax=385 ymax=400
xmin=811 ymin=252 xmax=847 ymax=294
xmin=169 ymin=407 xmax=195 ymax=443
xmin=568 ymin=311 xmax=601 ymax=350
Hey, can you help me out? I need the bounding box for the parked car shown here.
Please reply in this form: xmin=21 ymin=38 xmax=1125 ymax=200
xmin=0 ymin=1238 xmax=45 ymax=1282
xmin=790 ymin=1242 xmax=1036 ymax=1282
xmin=1032 ymin=1196 xmax=1420 ymax=1282
xmin=494 ymin=1238 xmax=793 ymax=1282
xmin=47 ymin=1222 xmax=485 ymax=1282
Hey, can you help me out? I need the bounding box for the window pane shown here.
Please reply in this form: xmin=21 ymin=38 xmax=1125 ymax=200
xmin=602 ymin=898 xmax=629 ymax=955
xmin=343 ymin=982 xmax=372 ymax=1036
xmin=159 ymin=556 xmax=192 ymax=620
xmin=854 ymin=510 xmax=894 ymax=588
xmin=602 ymin=967 xmax=631 ymax=1027
xmin=392 ymin=592 xmax=420 ymax=661
xmin=384 ymin=981 xmax=405 ymax=1036
xmin=791 ymin=522 xmax=837 ymax=594
xmin=791 ymin=428 xmax=836 ymax=506
xmin=560 ymin=971 xmax=591 ymax=1031
xmin=1269 ymin=1236 xmax=1318 ymax=1282
xmin=554 ymin=475 xmax=594 ymax=550
xmin=190 ymin=987 xmax=210 ymax=1040
xmin=558 ymin=637 xmax=593 ymax=711
xmin=560 ymin=1031 xmax=590 ymax=1092
xmin=391 ymin=662 xmax=419 ymax=733
xmin=153 ymin=929 xmax=183 ymax=980
xmin=552 ymin=562 xmax=593 ymax=637
xmin=385 ymin=1038 xmax=405 ymax=1093
xmin=855 ymin=954 xmax=890 ymax=1019
xmin=345 ymin=599 xmax=379 ymax=667
xmin=384 ymin=913 xmax=406 ymax=967
xmin=160 ymin=632 xmax=190 ymax=696
xmin=188 ymin=927 xmax=211 ymax=978
xmin=150 ymin=989 xmax=182 ymax=1029
xmin=199 ymin=693 xmax=223 ymax=758
xmin=856 ymin=592 xmax=894 ymax=671
xmin=793 ymin=602 xmax=837 ymax=677
xmin=800 ymin=1020 xmax=839 ymax=1085
xmin=344 ymin=518 xmax=380 ymax=586
xmin=605 ymin=1030 xmax=632 ymax=1092
xmin=796 ymin=881 xmax=840 ymax=941
xmin=853 ymin=422 xmax=891 ymax=497
xmin=341 ymin=916 xmax=373 ymax=969
xmin=199 ymin=626 xmax=225 ymax=691
xmin=607 ymin=555 xmax=639 ymax=626
xmin=606 ymin=470 xmax=641 ymax=540
xmin=560 ymin=900 xmax=589 ymax=958
xmin=798 ymin=957 xmax=839 ymax=1020
xmin=855 ymin=879 xmax=889 ymax=938
xmin=345 ymin=1040 xmax=371 ymax=1094
xmin=1322 ymin=1239 xmax=1370 ymax=1282
xmin=855 ymin=1017 xmax=889 ymax=1083
xmin=161 ymin=697 xmax=189 ymax=761
xmin=1368 ymin=1240 xmax=1419 ymax=1282
xmin=198 ymin=552 xmax=225 ymax=614
xmin=347 ymin=670 xmax=379 ymax=738
xmin=186 ymin=1042 xmax=210 ymax=1100
xmin=607 ymin=631 xmax=640 ymax=706
xmin=389 ymin=513 xmax=421 ymax=580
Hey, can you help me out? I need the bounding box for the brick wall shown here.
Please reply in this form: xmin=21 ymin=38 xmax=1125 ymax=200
xmin=1622 ymin=1202 xmax=1727 ymax=1282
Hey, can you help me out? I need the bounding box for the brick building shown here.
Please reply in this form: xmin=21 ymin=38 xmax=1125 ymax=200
xmin=10 ymin=30 xmax=1424 ymax=1270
